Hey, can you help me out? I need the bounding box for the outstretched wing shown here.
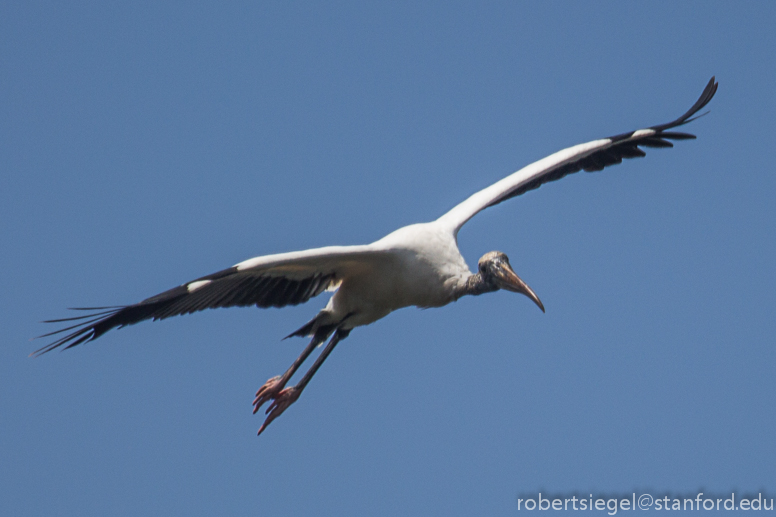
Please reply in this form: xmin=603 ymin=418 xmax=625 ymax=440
xmin=34 ymin=245 xmax=385 ymax=355
xmin=436 ymin=77 xmax=718 ymax=234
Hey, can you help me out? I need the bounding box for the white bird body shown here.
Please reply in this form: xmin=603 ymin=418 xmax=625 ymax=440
xmin=346 ymin=223 xmax=471 ymax=320
xmin=37 ymin=78 xmax=718 ymax=434
xmin=233 ymin=222 xmax=472 ymax=330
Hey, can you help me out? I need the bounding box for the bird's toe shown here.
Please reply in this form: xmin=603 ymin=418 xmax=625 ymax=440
xmin=253 ymin=375 xmax=285 ymax=414
xmin=257 ymin=387 xmax=301 ymax=435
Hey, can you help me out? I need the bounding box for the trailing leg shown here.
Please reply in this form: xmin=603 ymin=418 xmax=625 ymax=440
xmin=257 ymin=328 xmax=351 ymax=435
xmin=252 ymin=326 xmax=333 ymax=413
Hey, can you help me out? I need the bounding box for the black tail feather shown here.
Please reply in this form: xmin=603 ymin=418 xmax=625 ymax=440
xmin=284 ymin=311 xmax=355 ymax=340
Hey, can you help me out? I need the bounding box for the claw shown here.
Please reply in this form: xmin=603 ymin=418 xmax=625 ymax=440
xmin=257 ymin=387 xmax=301 ymax=435
xmin=252 ymin=375 xmax=285 ymax=414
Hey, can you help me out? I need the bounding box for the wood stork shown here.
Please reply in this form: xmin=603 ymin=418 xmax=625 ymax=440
xmin=37 ymin=78 xmax=718 ymax=435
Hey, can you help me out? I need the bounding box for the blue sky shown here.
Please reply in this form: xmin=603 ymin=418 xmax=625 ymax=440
xmin=2 ymin=2 xmax=774 ymax=516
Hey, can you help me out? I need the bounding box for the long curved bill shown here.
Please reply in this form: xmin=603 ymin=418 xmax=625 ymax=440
xmin=492 ymin=262 xmax=545 ymax=313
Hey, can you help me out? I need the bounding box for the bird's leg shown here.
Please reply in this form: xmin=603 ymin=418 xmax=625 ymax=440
xmin=257 ymin=328 xmax=351 ymax=435
xmin=252 ymin=331 xmax=327 ymax=414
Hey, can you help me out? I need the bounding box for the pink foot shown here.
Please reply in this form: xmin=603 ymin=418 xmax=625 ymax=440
xmin=252 ymin=375 xmax=285 ymax=414
xmin=257 ymin=387 xmax=301 ymax=435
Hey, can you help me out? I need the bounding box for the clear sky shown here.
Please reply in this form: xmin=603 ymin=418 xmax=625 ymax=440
xmin=2 ymin=2 xmax=774 ymax=516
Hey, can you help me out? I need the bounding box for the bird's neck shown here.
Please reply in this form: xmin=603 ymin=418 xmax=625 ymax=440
xmin=457 ymin=273 xmax=498 ymax=298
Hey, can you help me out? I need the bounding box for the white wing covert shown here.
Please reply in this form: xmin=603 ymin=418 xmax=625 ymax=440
xmin=437 ymin=77 xmax=718 ymax=234
xmin=35 ymin=245 xmax=386 ymax=355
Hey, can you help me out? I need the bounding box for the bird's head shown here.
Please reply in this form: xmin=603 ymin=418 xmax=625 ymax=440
xmin=476 ymin=251 xmax=545 ymax=312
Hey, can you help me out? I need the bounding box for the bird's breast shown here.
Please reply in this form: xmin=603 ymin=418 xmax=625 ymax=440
xmin=328 ymin=223 xmax=471 ymax=327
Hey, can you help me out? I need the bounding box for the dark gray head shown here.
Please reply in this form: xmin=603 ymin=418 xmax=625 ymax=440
xmin=475 ymin=251 xmax=545 ymax=312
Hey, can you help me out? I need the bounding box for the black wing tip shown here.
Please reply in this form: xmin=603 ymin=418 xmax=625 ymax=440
xmin=30 ymin=330 xmax=96 ymax=357
xmin=608 ymin=77 xmax=717 ymax=143
xmin=32 ymin=306 xmax=126 ymax=357
xmin=650 ymin=76 xmax=718 ymax=132
xmin=486 ymin=77 xmax=717 ymax=208
xmin=42 ymin=308 xmax=124 ymax=324
xmin=687 ymin=76 xmax=718 ymax=120
xmin=688 ymin=76 xmax=718 ymax=116
xmin=659 ymin=131 xmax=697 ymax=140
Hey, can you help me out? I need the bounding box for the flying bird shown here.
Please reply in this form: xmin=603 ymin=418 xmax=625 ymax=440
xmin=37 ymin=78 xmax=718 ymax=435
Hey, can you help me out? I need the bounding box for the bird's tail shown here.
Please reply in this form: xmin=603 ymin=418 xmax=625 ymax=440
xmin=284 ymin=311 xmax=354 ymax=340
